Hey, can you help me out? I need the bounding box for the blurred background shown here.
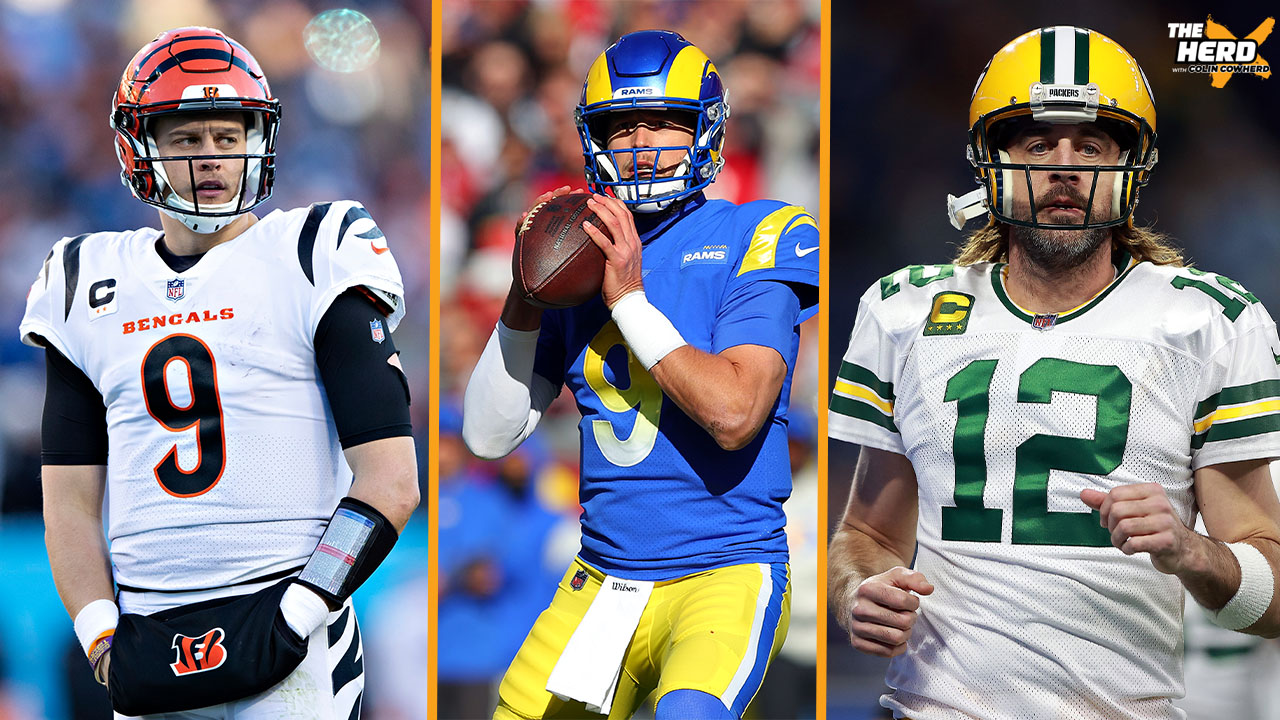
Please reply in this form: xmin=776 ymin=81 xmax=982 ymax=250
xmin=829 ymin=2 xmax=1280 ymax=719
xmin=0 ymin=1 xmax=428 ymax=718
xmin=438 ymin=1 xmax=821 ymax=718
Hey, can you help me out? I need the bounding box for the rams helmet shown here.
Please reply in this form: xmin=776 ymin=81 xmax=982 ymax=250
xmin=576 ymin=30 xmax=729 ymax=213
xmin=111 ymin=27 xmax=281 ymax=233
xmin=948 ymin=26 xmax=1158 ymax=231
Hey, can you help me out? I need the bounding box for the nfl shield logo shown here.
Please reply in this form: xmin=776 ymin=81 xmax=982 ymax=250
xmin=570 ymin=570 xmax=588 ymax=591
xmin=166 ymin=278 xmax=185 ymax=302
xmin=369 ymin=319 xmax=385 ymax=344
xmin=1032 ymin=313 xmax=1058 ymax=331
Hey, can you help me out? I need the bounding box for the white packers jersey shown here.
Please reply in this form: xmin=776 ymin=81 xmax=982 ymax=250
xmin=20 ymin=201 xmax=405 ymax=600
xmin=829 ymin=257 xmax=1280 ymax=720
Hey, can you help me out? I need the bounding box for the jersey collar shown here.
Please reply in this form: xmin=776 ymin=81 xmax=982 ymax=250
xmin=992 ymin=249 xmax=1139 ymax=325
xmin=634 ymin=193 xmax=706 ymax=245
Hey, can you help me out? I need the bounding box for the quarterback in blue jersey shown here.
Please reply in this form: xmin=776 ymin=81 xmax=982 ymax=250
xmin=463 ymin=30 xmax=819 ymax=720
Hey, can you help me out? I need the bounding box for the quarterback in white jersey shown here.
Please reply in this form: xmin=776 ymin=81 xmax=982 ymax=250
xmin=20 ymin=28 xmax=418 ymax=719
xmin=828 ymin=27 xmax=1280 ymax=720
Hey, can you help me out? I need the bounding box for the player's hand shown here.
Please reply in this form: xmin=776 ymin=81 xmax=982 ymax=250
xmin=95 ymin=649 xmax=111 ymax=688
xmin=513 ymin=185 xmax=574 ymax=240
xmin=1081 ymin=483 xmax=1197 ymax=575
xmin=583 ymin=193 xmax=644 ymax=308
xmin=838 ymin=566 xmax=934 ymax=658
xmin=503 ymin=186 xmax=577 ymax=327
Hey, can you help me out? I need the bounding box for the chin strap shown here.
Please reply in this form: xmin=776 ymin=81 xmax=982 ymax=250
xmin=946 ymin=188 xmax=988 ymax=230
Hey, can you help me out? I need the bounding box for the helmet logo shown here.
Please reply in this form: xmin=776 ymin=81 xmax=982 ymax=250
xmin=615 ymin=87 xmax=655 ymax=98
xmin=180 ymin=84 xmax=237 ymax=100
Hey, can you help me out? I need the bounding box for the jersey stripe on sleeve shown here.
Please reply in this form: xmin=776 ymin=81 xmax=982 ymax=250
xmin=830 ymin=360 xmax=897 ymax=432
xmin=1192 ymin=379 xmax=1280 ymax=449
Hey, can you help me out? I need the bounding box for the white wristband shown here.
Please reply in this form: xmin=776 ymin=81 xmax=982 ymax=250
xmin=1209 ymin=541 xmax=1275 ymax=630
xmin=280 ymin=582 xmax=331 ymax=640
xmin=73 ymin=599 xmax=119 ymax=656
xmin=611 ymin=290 xmax=687 ymax=371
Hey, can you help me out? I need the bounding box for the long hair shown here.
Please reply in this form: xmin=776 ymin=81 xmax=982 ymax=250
xmin=953 ymin=220 xmax=1186 ymax=267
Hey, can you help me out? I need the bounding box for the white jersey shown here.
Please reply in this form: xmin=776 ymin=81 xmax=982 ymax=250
xmin=20 ymin=201 xmax=405 ymax=601
xmin=829 ymin=257 xmax=1280 ymax=720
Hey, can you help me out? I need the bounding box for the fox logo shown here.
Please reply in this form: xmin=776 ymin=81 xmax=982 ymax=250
xmin=170 ymin=628 xmax=228 ymax=676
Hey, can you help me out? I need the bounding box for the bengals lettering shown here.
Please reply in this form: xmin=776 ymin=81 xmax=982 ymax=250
xmin=123 ymin=308 xmax=235 ymax=334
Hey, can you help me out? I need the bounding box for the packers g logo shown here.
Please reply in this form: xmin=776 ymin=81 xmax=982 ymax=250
xmin=170 ymin=628 xmax=228 ymax=676
xmin=924 ymin=292 xmax=974 ymax=336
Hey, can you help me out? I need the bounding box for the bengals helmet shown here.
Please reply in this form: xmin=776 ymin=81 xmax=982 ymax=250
xmin=111 ymin=27 xmax=281 ymax=233
xmin=576 ymin=30 xmax=729 ymax=213
xmin=948 ymin=26 xmax=1158 ymax=231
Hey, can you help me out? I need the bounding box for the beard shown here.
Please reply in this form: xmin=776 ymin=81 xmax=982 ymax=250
xmin=1010 ymin=183 xmax=1112 ymax=274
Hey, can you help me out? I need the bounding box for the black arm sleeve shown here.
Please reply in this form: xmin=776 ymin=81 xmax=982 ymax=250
xmin=42 ymin=344 xmax=109 ymax=465
xmin=315 ymin=289 xmax=413 ymax=448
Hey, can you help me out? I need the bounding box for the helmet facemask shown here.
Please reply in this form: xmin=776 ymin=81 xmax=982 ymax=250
xmin=577 ymin=100 xmax=728 ymax=214
xmin=968 ymin=99 xmax=1157 ymax=232
xmin=115 ymin=108 xmax=277 ymax=234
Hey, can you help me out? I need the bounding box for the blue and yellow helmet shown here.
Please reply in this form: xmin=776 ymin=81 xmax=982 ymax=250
xmin=575 ymin=30 xmax=729 ymax=213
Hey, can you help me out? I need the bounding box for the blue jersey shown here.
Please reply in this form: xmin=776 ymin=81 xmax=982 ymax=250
xmin=532 ymin=195 xmax=819 ymax=580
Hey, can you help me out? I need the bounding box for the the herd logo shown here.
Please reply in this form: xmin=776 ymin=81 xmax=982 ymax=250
xmin=1169 ymin=16 xmax=1273 ymax=87
xmin=170 ymin=628 xmax=227 ymax=676
xmin=923 ymin=292 xmax=974 ymax=337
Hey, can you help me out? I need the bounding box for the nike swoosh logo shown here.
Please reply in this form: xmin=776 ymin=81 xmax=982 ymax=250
xmin=371 ymin=241 xmax=390 ymax=255
xmin=795 ymin=244 xmax=818 ymax=257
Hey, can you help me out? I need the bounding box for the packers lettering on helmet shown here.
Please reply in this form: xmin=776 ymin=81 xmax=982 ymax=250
xmin=947 ymin=26 xmax=1158 ymax=232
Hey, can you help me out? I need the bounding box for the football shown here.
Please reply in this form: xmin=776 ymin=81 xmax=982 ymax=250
xmin=513 ymin=193 xmax=609 ymax=309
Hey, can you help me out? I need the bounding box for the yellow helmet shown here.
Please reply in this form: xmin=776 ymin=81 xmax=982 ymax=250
xmin=948 ymin=26 xmax=1158 ymax=231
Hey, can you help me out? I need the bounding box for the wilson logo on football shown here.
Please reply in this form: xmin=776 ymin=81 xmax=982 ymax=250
xmin=170 ymin=628 xmax=228 ymax=676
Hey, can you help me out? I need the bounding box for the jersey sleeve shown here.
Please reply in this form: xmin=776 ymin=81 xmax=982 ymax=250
xmin=531 ymin=310 xmax=567 ymax=391
xmin=728 ymin=203 xmax=819 ymax=323
xmin=1190 ymin=300 xmax=1280 ymax=470
xmin=710 ymin=280 xmax=802 ymax=362
xmin=828 ymin=283 xmax=906 ymax=454
xmin=19 ymin=236 xmax=81 ymax=364
xmin=304 ymin=201 xmax=406 ymax=335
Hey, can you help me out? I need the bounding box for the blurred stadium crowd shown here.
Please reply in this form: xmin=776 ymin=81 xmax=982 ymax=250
xmin=829 ymin=2 xmax=1280 ymax=719
xmin=0 ymin=1 xmax=428 ymax=718
xmin=438 ymin=1 xmax=821 ymax=718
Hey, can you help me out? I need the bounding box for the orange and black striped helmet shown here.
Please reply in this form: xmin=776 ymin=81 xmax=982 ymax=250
xmin=111 ymin=27 xmax=281 ymax=233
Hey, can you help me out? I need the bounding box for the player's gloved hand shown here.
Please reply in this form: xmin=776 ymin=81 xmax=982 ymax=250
xmin=278 ymin=582 xmax=331 ymax=641
xmin=583 ymin=193 xmax=644 ymax=308
xmin=839 ymin=566 xmax=934 ymax=658
xmin=1082 ymin=483 xmax=1199 ymax=575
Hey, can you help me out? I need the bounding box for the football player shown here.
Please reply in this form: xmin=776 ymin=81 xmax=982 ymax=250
xmin=463 ymin=30 xmax=819 ymax=720
xmin=828 ymin=26 xmax=1280 ymax=720
xmin=21 ymin=27 xmax=418 ymax=718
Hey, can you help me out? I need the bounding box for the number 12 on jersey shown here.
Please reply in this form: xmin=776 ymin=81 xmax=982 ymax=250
xmin=942 ymin=357 xmax=1129 ymax=547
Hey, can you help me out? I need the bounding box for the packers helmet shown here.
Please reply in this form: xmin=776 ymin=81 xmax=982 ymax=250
xmin=948 ymin=26 xmax=1158 ymax=231
xmin=575 ymin=30 xmax=729 ymax=213
xmin=112 ymin=27 xmax=281 ymax=234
